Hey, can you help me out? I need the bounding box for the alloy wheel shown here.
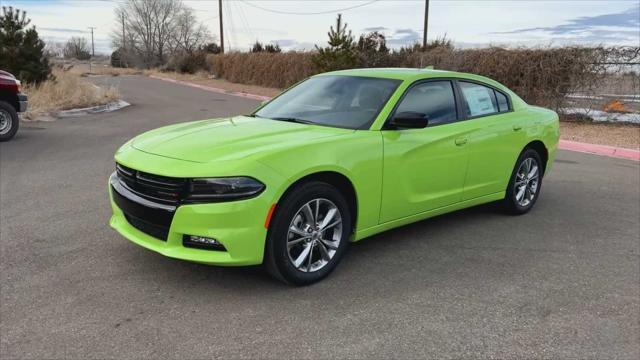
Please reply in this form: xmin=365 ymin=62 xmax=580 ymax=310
xmin=514 ymin=157 xmax=539 ymax=207
xmin=287 ymin=198 xmax=342 ymax=273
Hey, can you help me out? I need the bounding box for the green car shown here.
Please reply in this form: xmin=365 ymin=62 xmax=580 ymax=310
xmin=109 ymin=68 xmax=559 ymax=285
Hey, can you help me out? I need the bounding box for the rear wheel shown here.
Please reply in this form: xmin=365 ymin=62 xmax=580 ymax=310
xmin=265 ymin=181 xmax=352 ymax=286
xmin=503 ymin=148 xmax=543 ymax=215
xmin=0 ymin=100 xmax=19 ymax=142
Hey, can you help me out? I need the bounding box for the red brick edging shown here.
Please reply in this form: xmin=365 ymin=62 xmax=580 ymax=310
xmin=559 ymin=140 xmax=639 ymax=161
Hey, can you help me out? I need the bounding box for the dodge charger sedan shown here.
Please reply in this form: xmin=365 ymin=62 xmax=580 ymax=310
xmin=109 ymin=68 xmax=559 ymax=285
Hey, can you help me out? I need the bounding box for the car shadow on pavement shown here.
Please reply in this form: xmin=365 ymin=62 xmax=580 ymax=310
xmin=120 ymin=201 xmax=508 ymax=293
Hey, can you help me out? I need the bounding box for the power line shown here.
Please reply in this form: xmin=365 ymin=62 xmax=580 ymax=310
xmin=239 ymin=0 xmax=380 ymax=16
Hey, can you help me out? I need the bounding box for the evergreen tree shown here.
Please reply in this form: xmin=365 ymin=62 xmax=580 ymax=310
xmin=312 ymin=14 xmax=358 ymax=72
xmin=356 ymin=31 xmax=389 ymax=67
xmin=0 ymin=6 xmax=51 ymax=84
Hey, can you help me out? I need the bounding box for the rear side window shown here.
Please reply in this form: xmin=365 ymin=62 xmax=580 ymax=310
xmin=395 ymin=80 xmax=457 ymax=126
xmin=495 ymin=90 xmax=510 ymax=112
xmin=459 ymin=81 xmax=499 ymax=117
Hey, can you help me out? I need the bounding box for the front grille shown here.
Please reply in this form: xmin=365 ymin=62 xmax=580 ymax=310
xmin=125 ymin=214 xmax=169 ymax=241
xmin=116 ymin=163 xmax=186 ymax=204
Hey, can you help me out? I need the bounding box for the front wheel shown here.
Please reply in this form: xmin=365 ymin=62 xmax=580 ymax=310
xmin=0 ymin=100 xmax=19 ymax=142
xmin=503 ymin=148 xmax=543 ymax=215
xmin=264 ymin=181 xmax=352 ymax=286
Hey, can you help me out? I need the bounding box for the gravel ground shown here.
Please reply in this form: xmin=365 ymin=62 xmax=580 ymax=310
xmin=560 ymin=121 xmax=640 ymax=149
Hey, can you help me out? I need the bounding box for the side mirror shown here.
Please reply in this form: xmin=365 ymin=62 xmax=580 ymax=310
xmin=390 ymin=111 xmax=428 ymax=129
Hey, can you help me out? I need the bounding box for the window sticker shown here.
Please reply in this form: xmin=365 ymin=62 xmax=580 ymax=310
xmin=462 ymin=85 xmax=496 ymax=116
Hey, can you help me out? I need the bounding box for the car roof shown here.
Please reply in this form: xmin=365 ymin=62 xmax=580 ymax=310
xmin=317 ymin=67 xmax=505 ymax=88
xmin=315 ymin=67 xmax=527 ymax=110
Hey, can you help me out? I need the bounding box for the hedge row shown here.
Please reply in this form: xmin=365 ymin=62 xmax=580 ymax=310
xmin=207 ymin=46 xmax=636 ymax=111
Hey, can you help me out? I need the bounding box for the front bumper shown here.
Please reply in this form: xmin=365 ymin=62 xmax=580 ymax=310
xmin=108 ymin=173 xmax=271 ymax=266
xmin=17 ymin=93 xmax=27 ymax=112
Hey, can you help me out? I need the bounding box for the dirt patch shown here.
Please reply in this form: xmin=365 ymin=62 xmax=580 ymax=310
xmin=560 ymin=121 xmax=640 ymax=149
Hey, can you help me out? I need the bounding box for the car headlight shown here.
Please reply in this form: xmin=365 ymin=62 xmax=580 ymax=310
xmin=185 ymin=177 xmax=265 ymax=202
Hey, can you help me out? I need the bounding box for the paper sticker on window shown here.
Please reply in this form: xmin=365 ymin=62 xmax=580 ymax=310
xmin=461 ymin=84 xmax=497 ymax=116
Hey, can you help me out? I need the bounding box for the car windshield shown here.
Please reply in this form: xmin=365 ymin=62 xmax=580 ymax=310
xmin=253 ymin=75 xmax=401 ymax=129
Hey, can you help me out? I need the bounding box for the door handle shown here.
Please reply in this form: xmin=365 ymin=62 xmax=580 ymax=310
xmin=513 ymin=124 xmax=523 ymax=131
xmin=455 ymin=137 xmax=468 ymax=146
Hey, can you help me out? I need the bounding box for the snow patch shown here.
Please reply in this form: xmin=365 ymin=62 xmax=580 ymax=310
xmin=561 ymin=108 xmax=640 ymax=124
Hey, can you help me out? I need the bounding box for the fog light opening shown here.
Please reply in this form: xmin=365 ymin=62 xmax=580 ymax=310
xmin=183 ymin=235 xmax=227 ymax=251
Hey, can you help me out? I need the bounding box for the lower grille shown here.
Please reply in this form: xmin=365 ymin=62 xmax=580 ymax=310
xmin=125 ymin=214 xmax=169 ymax=241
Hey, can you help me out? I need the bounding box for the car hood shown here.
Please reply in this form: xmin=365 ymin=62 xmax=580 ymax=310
xmin=131 ymin=116 xmax=353 ymax=163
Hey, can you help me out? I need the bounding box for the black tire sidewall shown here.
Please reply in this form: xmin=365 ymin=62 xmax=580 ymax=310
xmin=266 ymin=181 xmax=352 ymax=285
xmin=505 ymin=148 xmax=543 ymax=214
xmin=0 ymin=100 xmax=19 ymax=141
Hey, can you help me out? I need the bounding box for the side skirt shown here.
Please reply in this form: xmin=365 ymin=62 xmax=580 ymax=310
xmin=352 ymin=191 xmax=505 ymax=241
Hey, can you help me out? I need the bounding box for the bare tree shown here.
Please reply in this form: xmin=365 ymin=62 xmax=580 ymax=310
xmin=63 ymin=37 xmax=90 ymax=60
xmin=44 ymin=41 xmax=65 ymax=58
xmin=170 ymin=7 xmax=210 ymax=54
xmin=115 ymin=0 xmax=211 ymax=67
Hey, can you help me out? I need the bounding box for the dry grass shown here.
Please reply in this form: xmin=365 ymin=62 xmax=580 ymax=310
xmin=23 ymin=69 xmax=121 ymax=120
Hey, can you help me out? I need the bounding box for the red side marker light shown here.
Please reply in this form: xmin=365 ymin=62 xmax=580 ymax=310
xmin=264 ymin=203 xmax=277 ymax=229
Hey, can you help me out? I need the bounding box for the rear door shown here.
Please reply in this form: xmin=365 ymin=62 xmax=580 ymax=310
xmin=456 ymin=81 xmax=527 ymax=200
xmin=380 ymin=80 xmax=471 ymax=223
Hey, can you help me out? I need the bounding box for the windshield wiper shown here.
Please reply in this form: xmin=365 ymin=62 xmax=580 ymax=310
xmin=271 ymin=117 xmax=315 ymax=125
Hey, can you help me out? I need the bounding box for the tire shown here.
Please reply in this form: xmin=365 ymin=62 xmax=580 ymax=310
xmin=503 ymin=148 xmax=544 ymax=215
xmin=264 ymin=181 xmax=352 ymax=286
xmin=0 ymin=100 xmax=19 ymax=142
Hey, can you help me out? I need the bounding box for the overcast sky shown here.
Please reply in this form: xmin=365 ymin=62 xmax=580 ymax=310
xmin=2 ymin=0 xmax=639 ymax=54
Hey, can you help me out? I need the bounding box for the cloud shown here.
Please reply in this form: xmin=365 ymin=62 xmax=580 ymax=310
xmin=386 ymin=28 xmax=421 ymax=46
xmin=493 ymin=5 xmax=640 ymax=44
xmin=271 ymin=39 xmax=298 ymax=47
xmin=39 ymin=27 xmax=87 ymax=34
xmin=362 ymin=26 xmax=388 ymax=32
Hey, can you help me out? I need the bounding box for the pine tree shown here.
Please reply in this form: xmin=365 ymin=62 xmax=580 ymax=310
xmin=313 ymin=14 xmax=358 ymax=72
xmin=0 ymin=6 xmax=51 ymax=84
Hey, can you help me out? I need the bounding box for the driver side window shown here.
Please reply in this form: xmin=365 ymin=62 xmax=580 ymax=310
xmin=395 ymin=81 xmax=458 ymax=126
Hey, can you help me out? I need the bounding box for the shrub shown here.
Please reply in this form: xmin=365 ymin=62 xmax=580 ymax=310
xmin=163 ymin=50 xmax=208 ymax=74
xmin=251 ymin=41 xmax=281 ymax=53
xmin=208 ymin=52 xmax=315 ymax=88
xmin=206 ymin=45 xmax=637 ymax=111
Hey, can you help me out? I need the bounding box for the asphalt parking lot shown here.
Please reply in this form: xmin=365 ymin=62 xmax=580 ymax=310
xmin=1 ymin=75 xmax=638 ymax=358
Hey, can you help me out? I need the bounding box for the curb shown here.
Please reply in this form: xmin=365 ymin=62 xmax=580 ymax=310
xmin=56 ymin=100 xmax=131 ymax=118
xmin=559 ymin=140 xmax=640 ymax=161
xmin=149 ymin=75 xmax=272 ymax=102
xmin=149 ymin=75 xmax=640 ymax=162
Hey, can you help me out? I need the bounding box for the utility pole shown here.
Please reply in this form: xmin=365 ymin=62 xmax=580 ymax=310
xmin=121 ymin=15 xmax=125 ymax=50
xmin=88 ymin=26 xmax=96 ymax=56
xmin=218 ymin=0 xmax=224 ymax=53
xmin=422 ymin=0 xmax=429 ymax=50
